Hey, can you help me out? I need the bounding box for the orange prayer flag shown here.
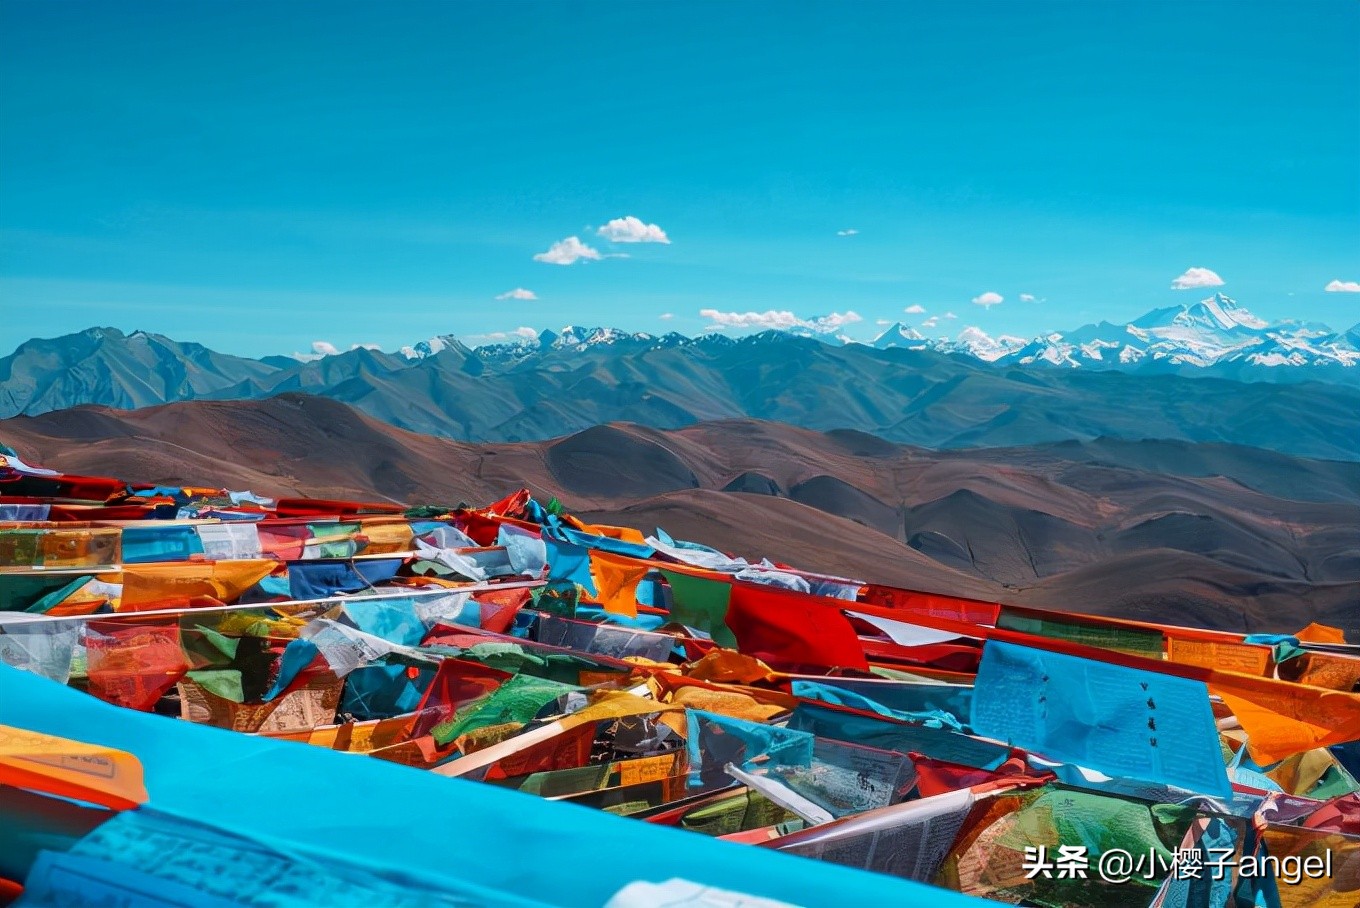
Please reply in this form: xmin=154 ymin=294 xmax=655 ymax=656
xmin=666 ymin=685 xmax=786 ymax=723
xmin=582 ymin=523 xmax=649 ymax=546
xmin=1296 ymin=622 xmax=1347 ymax=645
xmin=113 ymin=559 xmax=275 ymax=611
xmin=1259 ymin=827 xmax=1360 ymax=908
xmin=1291 ymin=651 xmax=1360 ymax=692
xmin=684 ymin=649 xmax=778 ymax=685
xmin=470 ymin=587 xmax=533 ymax=635
xmin=1167 ymin=638 xmax=1272 ymax=676
xmin=1209 ymin=669 xmax=1360 ymax=765
xmin=355 ymin=519 xmax=415 ymax=554
xmin=33 ymin=528 xmax=121 ymax=569
xmin=0 ymin=724 xmax=148 ymax=810
xmin=587 ymin=550 xmax=652 ymax=617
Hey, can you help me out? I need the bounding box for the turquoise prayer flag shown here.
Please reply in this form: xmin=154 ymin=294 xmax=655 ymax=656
xmin=971 ymin=640 xmax=1230 ymax=799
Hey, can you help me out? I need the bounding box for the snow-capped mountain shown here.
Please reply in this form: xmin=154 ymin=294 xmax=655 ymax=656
xmin=547 ymin=326 xmax=639 ymax=348
xmin=10 ymin=295 xmax=1351 ymax=425
xmin=871 ymin=294 xmax=1359 ymax=374
xmin=398 ymin=334 xmax=466 ymax=361
xmin=936 ymin=327 xmax=1029 ymax=362
xmin=294 ymin=295 xmax=1356 ymax=381
xmin=871 ymin=322 xmax=929 ymax=350
xmin=874 ymin=323 xmax=1027 ymax=361
xmin=1023 ymin=295 xmax=1358 ymax=371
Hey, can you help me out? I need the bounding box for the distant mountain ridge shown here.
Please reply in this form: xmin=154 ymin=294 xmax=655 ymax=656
xmin=2 ymin=296 xmax=1358 ymax=460
xmin=872 ymin=294 xmax=1360 ymax=377
xmin=0 ymin=327 xmax=277 ymax=417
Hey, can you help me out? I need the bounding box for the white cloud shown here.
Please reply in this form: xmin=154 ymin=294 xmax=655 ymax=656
xmin=597 ymin=216 xmax=670 ymax=244
xmin=921 ymin=316 xmax=939 ymax=328
xmin=875 ymin=318 xmax=891 ymax=326
xmin=702 ymin=309 xmax=802 ymax=330
xmin=1019 ymin=293 xmax=1036 ymax=303
xmin=699 ymin=309 xmax=862 ymax=334
xmin=810 ymin=311 xmax=863 ymax=331
xmin=659 ymin=312 xmax=674 ymax=320
xmin=1324 ymin=279 xmax=1360 ymax=293
xmin=971 ymin=291 xmax=1004 ymax=308
xmin=534 ymin=236 xmax=602 ymax=265
xmin=943 ymin=311 xmax=958 ymax=319
xmin=904 ymin=304 xmax=927 ymax=314
xmin=837 ymin=228 xmax=859 ymax=237
xmin=473 ymin=326 xmax=539 ymax=343
xmin=1170 ymin=267 xmax=1224 ymax=290
xmin=495 ymin=288 xmax=538 ymax=300
xmin=310 ymin=340 xmax=381 ymax=355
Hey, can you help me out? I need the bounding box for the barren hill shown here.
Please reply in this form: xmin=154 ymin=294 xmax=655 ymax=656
xmin=5 ymin=394 xmax=1357 ymax=633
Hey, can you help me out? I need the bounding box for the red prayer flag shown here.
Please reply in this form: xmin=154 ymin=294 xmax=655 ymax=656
xmin=412 ymin=658 xmax=513 ymax=738
xmin=726 ymin=584 xmax=868 ymax=673
xmin=85 ymin=619 xmax=190 ymax=711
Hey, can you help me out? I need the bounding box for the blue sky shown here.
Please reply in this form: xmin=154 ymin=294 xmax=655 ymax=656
xmin=2 ymin=0 xmax=1358 ymax=357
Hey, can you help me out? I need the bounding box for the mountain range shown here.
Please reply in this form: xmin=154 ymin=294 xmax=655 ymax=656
xmin=4 ymin=395 xmax=1357 ymax=634
xmin=872 ymin=293 xmax=1360 ymax=377
xmin=387 ymin=294 xmax=1360 ymax=379
xmin=2 ymin=295 xmax=1358 ymax=460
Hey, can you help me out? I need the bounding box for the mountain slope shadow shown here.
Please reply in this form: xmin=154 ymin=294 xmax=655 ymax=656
xmin=546 ymin=424 xmax=700 ymax=499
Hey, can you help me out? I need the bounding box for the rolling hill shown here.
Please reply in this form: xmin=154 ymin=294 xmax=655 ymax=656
xmin=5 ymin=395 xmax=1357 ymax=634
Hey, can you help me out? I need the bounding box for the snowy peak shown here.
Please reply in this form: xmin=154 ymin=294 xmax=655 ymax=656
xmin=1193 ymin=293 xmax=1268 ymax=331
xmin=871 ymin=322 xmax=928 ymax=349
xmin=550 ymin=326 xmax=651 ymax=349
xmin=400 ymin=335 xmax=455 ymax=361
xmin=371 ymin=294 xmax=1355 ymax=377
xmin=940 ymin=327 xmax=1028 ymax=362
xmin=996 ymin=294 xmax=1356 ymax=372
xmin=397 ymin=326 xmax=665 ymax=363
xmin=1172 ymin=295 xmax=1268 ymax=330
xmin=1130 ymin=294 xmax=1265 ymax=333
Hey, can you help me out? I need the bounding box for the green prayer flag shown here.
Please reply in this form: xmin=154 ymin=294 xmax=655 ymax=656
xmin=501 ymin=763 xmax=610 ymax=797
xmin=404 ymin=505 xmax=452 ymax=518
xmin=192 ymin=624 xmax=240 ymax=662
xmin=0 ymin=573 xmax=97 ymax=613
xmin=432 ymin=673 xmax=581 ymax=744
xmin=679 ymin=790 xmax=799 ymax=837
xmin=456 ymin=641 xmax=611 ymax=684
xmin=660 ymin=570 xmax=737 ymax=649
xmin=0 ymin=530 xmax=41 ymax=569
xmin=186 ymin=669 xmax=245 ymax=703
xmin=531 ymin=583 xmax=579 ymax=619
xmin=997 ymin=608 xmax=1165 ymax=660
xmin=1308 ymin=764 xmax=1360 ymax=800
